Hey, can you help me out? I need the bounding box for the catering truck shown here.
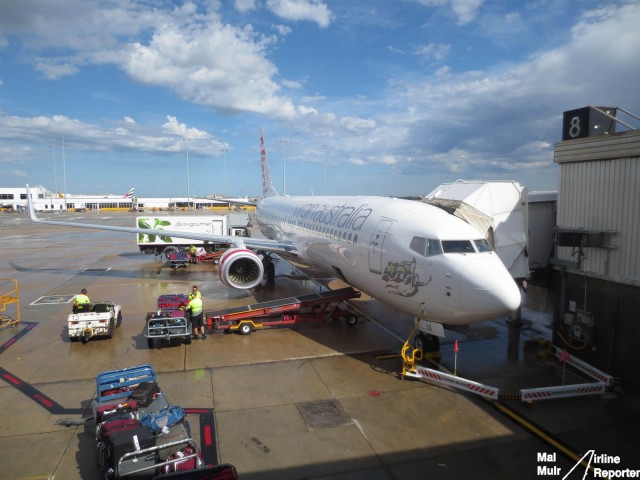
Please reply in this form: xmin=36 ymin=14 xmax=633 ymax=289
xmin=136 ymin=215 xmax=248 ymax=256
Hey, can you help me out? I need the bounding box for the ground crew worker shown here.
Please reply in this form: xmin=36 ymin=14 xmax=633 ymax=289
xmin=189 ymin=245 xmax=197 ymax=264
xmin=186 ymin=294 xmax=205 ymax=340
xmin=73 ymin=288 xmax=91 ymax=313
xmin=188 ymin=285 xmax=201 ymax=300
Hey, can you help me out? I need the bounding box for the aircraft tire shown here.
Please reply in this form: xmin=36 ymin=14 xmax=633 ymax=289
xmin=345 ymin=315 xmax=358 ymax=327
xmin=266 ymin=262 xmax=275 ymax=282
xmin=414 ymin=333 xmax=440 ymax=353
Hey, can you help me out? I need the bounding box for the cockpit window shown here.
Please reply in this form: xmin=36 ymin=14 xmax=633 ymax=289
xmin=474 ymin=239 xmax=492 ymax=252
xmin=441 ymin=240 xmax=475 ymax=253
xmin=410 ymin=237 xmax=442 ymax=257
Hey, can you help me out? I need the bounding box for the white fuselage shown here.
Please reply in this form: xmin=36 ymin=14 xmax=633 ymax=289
xmin=256 ymin=195 xmax=521 ymax=325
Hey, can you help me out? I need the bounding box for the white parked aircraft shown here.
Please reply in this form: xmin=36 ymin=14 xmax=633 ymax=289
xmin=27 ymin=130 xmax=520 ymax=337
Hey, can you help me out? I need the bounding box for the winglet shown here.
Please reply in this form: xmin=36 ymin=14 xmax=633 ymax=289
xmin=26 ymin=184 xmax=41 ymax=223
xmin=260 ymin=128 xmax=279 ymax=198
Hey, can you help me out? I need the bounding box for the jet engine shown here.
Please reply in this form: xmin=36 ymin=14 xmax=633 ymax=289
xmin=218 ymin=248 xmax=264 ymax=289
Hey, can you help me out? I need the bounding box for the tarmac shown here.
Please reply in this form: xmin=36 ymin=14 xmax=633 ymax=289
xmin=0 ymin=210 xmax=639 ymax=480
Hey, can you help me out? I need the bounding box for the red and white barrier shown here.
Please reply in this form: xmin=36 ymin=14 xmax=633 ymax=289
xmin=551 ymin=345 xmax=615 ymax=387
xmin=520 ymin=382 xmax=606 ymax=402
xmin=406 ymin=365 xmax=500 ymax=400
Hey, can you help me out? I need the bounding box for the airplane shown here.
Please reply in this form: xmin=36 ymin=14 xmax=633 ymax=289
xmin=27 ymin=129 xmax=521 ymax=349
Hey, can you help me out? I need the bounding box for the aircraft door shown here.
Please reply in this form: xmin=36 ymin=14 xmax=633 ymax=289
xmin=369 ymin=219 xmax=393 ymax=273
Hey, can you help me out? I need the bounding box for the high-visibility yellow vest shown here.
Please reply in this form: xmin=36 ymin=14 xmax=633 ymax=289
xmin=188 ymin=297 xmax=203 ymax=315
xmin=75 ymin=294 xmax=90 ymax=304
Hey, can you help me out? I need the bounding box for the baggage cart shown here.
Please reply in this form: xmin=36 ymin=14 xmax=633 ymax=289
xmin=144 ymin=310 xmax=192 ymax=348
xmin=92 ymin=365 xmax=209 ymax=478
xmin=169 ymin=251 xmax=190 ymax=270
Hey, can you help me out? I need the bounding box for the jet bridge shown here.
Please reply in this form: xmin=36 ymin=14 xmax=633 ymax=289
xmin=423 ymin=180 xmax=529 ymax=280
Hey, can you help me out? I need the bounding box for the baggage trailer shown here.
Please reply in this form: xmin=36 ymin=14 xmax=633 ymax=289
xmin=145 ymin=310 xmax=192 ymax=348
xmin=205 ymin=287 xmax=361 ymax=335
xmin=92 ymin=364 xmax=208 ymax=478
xmin=169 ymin=251 xmax=190 ymax=270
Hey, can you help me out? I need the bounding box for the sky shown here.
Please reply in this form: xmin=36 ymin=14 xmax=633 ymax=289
xmin=1 ymin=0 xmax=639 ymax=199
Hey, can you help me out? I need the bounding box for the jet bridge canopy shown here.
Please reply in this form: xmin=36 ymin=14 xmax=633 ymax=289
xmin=423 ymin=180 xmax=529 ymax=279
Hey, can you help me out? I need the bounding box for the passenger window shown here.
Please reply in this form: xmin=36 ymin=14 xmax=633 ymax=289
xmin=474 ymin=239 xmax=492 ymax=252
xmin=442 ymin=240 xmax=475 ymax=253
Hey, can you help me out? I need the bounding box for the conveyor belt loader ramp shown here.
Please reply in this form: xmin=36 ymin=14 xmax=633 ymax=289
xmin=205 ymin=287 xmax=361 ymax=335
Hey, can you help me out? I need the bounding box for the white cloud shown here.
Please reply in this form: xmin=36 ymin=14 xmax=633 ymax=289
xmin=413 ymin=43 xmax=451 ymax=62
xmin=35 ymin=60 xmax=79 ymax=80
xmin=281 ymin=79 xmax=303 ymax=90
xmin=451 ymin=0 xmax=485 ymax=25
xmin=273 ymin=24 xmax=292 ymax=36
xmin=265 ymin=0 xmax=333 ymax=28
xmin=340 ymin=116 xmax=376 ymax=133
xmin=235 ymin=0 xmax=257 ymax=13
xmin=415 ymin=0 xmax=485 ymax=25
xmin=161 ymin=115 xmax=209 ymax=140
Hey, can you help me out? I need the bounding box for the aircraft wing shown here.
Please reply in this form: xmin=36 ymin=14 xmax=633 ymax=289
xmin=191 ymin=195 xmax=257 ymax=207
xmin=26 ymin=185 xmax=297 ymax=255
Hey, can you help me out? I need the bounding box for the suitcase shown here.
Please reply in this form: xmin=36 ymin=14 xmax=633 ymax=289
xmin=107 ymin=424 xmax=156 ymax=463
xmin=96 ymin=400 xmax=138 ymax=424
xmin=130 ymin=381 xmax=160 ymax=407
xmin=160 ymin=445 xmax=200 ymax=474
xmin=97 ymin=418 xmax=142 ymax=441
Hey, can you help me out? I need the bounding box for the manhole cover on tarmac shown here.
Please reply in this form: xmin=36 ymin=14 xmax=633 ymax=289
xmin=296 ymin=399 xmax=353 ymax=430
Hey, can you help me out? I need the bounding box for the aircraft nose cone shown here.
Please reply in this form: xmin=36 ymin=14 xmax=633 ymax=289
xmin=460 ymin=256 xmax=521 ymax=315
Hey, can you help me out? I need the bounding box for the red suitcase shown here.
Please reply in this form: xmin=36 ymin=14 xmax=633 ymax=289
xmin=97 ymin=418 xmax=142 ymax=441
xmin=96 ymin=400 xmax=138 ymax=424
xmin=160 ymin=445 xmax=201 ymax=474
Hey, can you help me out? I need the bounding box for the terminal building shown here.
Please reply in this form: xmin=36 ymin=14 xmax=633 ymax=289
xmin=0 ymin=186 xmax=254 ymax=212
xmin=553 ymin=106 xmax=640 ymax=392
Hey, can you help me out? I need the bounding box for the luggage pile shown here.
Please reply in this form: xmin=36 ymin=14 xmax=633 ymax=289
xmin=92 ymin=365 xmax=213 ymax=478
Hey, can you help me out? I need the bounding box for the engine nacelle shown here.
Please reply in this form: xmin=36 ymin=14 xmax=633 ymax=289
xmin=218 ymin=248 xmax=264 ymax=289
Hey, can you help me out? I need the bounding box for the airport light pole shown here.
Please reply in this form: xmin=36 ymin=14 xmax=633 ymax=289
xmin=221 ymin=146 xmax=228 ymax=196
xmin=50 ymin=145 xmax=58 ymax=196
xmin=183 ymin=138 xmax=191 ymax=209
xmin=279 ymin=139 xmax=287 ymax=195
xmin=60 ymin=135 xmax=67 ymax=210
xmin=322 ymin=145 xmax=327 ymax=195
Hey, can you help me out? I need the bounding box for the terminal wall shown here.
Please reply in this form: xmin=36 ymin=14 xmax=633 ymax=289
xmin=553 ymin=124 xmax=640 ymax=393
xmin=553 ymin=272 xmax=640 ymax=393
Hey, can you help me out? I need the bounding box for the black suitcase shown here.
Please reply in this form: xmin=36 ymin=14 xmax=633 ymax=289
xmin=108 ymin=425 xmax=156 ymax=462
xmin=130 ymin=381 xmax=160 ymax=407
